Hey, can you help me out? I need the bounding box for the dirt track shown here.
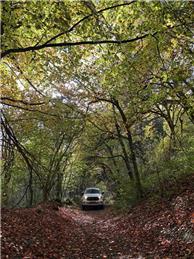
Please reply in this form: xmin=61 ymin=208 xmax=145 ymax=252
xmin=59 ymin=206 xmax=133 ymax=258
xmin=2 ymin=190 xmax=194 ymax=259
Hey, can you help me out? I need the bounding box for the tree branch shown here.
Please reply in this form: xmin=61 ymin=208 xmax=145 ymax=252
xmin=0 ymin=97 xmax=45 ymax=106
xmin=1 ymin=101 xmax=59 ymax=117
xmin=44 ymin=1 xmax=137 ymax=45
xmin=1 ymin=33 xmax=151 ymax=59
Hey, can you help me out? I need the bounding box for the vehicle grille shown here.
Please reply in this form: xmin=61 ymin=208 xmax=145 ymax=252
xmin=87 ymin=197 xmax=99 ymax=201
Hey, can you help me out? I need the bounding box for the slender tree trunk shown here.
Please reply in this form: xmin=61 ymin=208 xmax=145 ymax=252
xmin=126 ymin=129 xmax=143 ymax=198
xmin=43 ymin=191 xmax=48 ymax=202
xmin=2 ymin=151 xmax=13 ymax=206
xmin=1 ymin=114 xmax=36 ymax=205
xmin=113 ymin=98 xmax=143 ymax=198
xmin=43 ymin=186 xmax=50 ymax=202
xmin=105 ymin=144 xmax=121 ymax=176
xmin=56 ymin=172 xmax=63 ymax=202
xmin=28 ymin=168 xmax=33 ymax=207
xmin=112 ymin=105 xmax=134 ymax=180
xmin=2 ymin=173 xmax=11 ymax=207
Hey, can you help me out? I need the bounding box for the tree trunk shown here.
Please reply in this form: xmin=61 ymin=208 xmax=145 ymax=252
xmin=112 ymin=105 xmax=134 ymax=180
xmin=56 ymin=172 xmax=63 ymax=202
xmin=43 ymin=187 xmax=49 ymax=202
xmin=2 ymin=173 xmax=11 ymax=207
xmin=113 ymin=98 xmax=143 ymax=198
xmin=28 ymin=169 xmax=33 ymax=207
xmin=105 ymin=144 xmax=121 ymax=177
xmin=126 ymin=129 xmax=143 ymax=198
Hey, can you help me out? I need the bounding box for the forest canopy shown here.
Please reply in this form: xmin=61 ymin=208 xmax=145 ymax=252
xmin=1 ymin=0 xmax=194 ymax=208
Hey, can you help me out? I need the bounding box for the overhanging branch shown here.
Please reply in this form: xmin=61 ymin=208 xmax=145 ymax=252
xmin=1 ymin=33 xmax=151 ymax=58
xmin=44 ymin=0 xmax=137 ymax=45
xmin=0 ymin=97 xmax=45 ymax=106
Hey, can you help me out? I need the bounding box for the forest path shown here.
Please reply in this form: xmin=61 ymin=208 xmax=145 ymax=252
xmin=2 ymin=186 xmax=194 ymax=259
xmin=59 ymin=206 xmax=133 ymax=258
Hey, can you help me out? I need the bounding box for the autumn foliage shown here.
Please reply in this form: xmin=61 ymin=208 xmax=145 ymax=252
xmin=2 ymin=177 xmax=194 ymax=259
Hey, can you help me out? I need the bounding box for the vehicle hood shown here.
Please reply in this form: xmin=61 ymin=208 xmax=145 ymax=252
xmin=83 ymin=193 xmax=101 ymax=198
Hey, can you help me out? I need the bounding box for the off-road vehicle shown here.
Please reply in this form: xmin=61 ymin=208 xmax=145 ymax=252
xmin=81 ymin=187 xmax=104 ymax=210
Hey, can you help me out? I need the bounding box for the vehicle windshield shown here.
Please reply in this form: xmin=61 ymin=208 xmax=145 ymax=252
xmin=85 ymin=189 xmax=100 ymax=194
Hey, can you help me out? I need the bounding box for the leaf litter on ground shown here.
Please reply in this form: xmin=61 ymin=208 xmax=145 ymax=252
xmin=2 ymin=176 xmax=194 ymax=259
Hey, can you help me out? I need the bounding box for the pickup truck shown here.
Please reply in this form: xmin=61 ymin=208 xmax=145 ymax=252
xmin=81 ymin=187 xmax=104 ymax=210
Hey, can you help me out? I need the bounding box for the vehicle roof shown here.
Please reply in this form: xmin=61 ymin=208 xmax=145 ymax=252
xmin=85 ymin=187 xmax=100 ymax=190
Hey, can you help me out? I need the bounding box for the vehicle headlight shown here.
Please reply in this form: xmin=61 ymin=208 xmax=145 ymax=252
xmin=83 ymin=195 xmax=87 ymax=200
